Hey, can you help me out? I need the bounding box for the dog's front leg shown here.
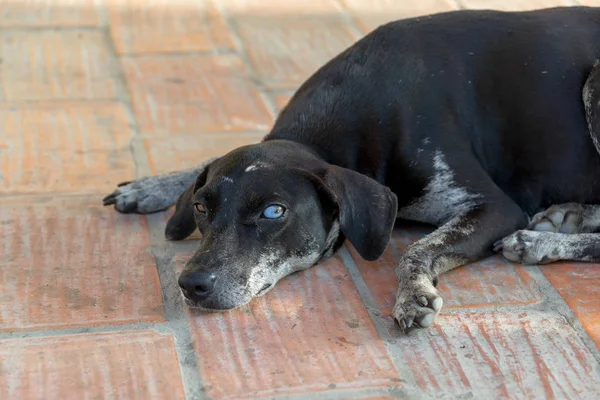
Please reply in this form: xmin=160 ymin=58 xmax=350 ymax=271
xmin=393 ymin=202 xmax=527 ymax=331
xmin=102 ymin=157 xmax=217 ymax=214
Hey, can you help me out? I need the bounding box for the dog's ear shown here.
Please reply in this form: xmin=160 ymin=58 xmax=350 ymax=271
xmin=318 ymin=165 xmax=398 ymax=261
xmin=165 ymin=161 xmax=213 ymax=241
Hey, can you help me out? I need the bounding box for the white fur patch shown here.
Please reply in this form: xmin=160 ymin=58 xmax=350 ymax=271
xmin=322 ymin=221 xmax=340 ymax=258
xmin=397 ymin=150 xmax=481 ymax=226
xmin=246 ymin=221 xmax=340 ymax=297
xmin=245 ymin=163 xmax=269 ymax=173
xmin=582 ymin=62 xmax=600 ymax=155
xmin=247 ymin=249 xmax=322 ymax=297
xmin=222 ymin=176 xmax=234 ymax=183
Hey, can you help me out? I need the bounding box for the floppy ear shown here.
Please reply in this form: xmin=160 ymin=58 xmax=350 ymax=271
xmin=319 ymin=165 xmax=398 ymax=261
xmin=165 ymin=164 xmax=212 ymax=241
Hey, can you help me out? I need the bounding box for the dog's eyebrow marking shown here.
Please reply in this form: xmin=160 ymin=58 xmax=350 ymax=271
xmin=245 ymin=163 xmax=268 ymax=172
xmin=222 ymin=176 xmax=234 ymax=183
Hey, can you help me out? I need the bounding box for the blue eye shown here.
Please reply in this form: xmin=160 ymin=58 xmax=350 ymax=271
xmin=262 ymin=205 xmax=285 ymax=219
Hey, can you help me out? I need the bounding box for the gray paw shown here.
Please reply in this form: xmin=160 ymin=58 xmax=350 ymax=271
xmin=103 ymin=176 xmax=181 ymax=214
xmin=392 ymin=276 xmax=443 ymax=332
xmin=494 ymin=230 xmax=555 ymax=264
xmin=528 ymin=203 xmax=584 ymax=234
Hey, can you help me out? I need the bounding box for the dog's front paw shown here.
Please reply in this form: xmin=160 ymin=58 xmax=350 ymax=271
xmin=528 ymin=203 xmax=584 ymax=234
xmin=102 ymin=177 xmax=171 ymax=214
xmin=393 ymin=276 xmax=443 ymax=332
xmin=494 ymin=230 xmax=556 ymax=264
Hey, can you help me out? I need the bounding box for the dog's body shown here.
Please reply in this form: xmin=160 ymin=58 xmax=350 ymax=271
xmin=104 ymin=7 xmax=600 ymax=331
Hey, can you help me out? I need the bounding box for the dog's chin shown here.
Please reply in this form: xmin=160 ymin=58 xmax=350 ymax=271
xmin=183 ymin=298 xmax=216 ymax=311
xmin=183 ymin=296 xmax=251 ymax=312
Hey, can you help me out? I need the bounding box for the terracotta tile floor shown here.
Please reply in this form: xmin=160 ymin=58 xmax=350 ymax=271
xmin=2 ymin=0 xmax=600 ymax=399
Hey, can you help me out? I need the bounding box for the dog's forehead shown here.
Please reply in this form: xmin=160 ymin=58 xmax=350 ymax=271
xmin=206 ymin=161 xmax=314 ymax=203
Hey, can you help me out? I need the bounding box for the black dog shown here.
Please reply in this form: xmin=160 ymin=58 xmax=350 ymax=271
xmin=104 ymin=6 xmax=600 ymax=331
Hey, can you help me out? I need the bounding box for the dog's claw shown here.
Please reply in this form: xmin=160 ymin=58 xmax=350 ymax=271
xmin=417 ymin=296 xmax=428 ymax=306
xmin=397 ymin=318 xmax=406 ymax=330
xmin=493 ymin=239 xmax=503 ymax=252
xmin=102 ymin=192 xmax=118 ymax=205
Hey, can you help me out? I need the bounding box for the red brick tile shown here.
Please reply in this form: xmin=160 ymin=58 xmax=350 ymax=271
xmin=460 ymin=0 xmax=570 ymax=11
xmin=108 ymin=0 xmax=234 ymax=55
xmin=0 ymin=103 xmax=135 ymax=194
xmin=0 ymin=331 xmax=185 ymax=400
xmin=393 ymin=312 xmax=600 ymax=398
xmin=0 ymin=196 xmax=164 ymax=332
xmin=143 ymin=133 xmax=264 ymax=175
xmin=235 ymin=18 xmax=359 ymax=90
xmin=349 ymin=227 xmax=543 ymax=314
xmin=341 ymin=0 xmax=457 ymax=33
xmin=0 ymin=0 xmax=102 ymax=27
xmin=223 ymin=0 xmax=342 ymax=16
xmin=122 ymin=54 xmax=272 ymax=135
xmin=0 ymin=30 xmax=121 ymax=100
xmin=180 ymin=256 xmax=400 ymax=398
xmin=542 ymin=263 xmax=600 ymax=348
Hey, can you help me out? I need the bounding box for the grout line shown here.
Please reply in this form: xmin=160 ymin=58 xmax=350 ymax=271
xmin=101 ymin=27 xmax=144 ymax=174
xmin=522 ymin=265 xmax=600 ymax=363
xmin=0 ymin=321 xmax=172 ymax=341
xmin=102 ymin=26 xmax=208 ymax=400
xmin=118 ymin=48 xmax=239 ymax=58
xmin=0 ymin=98 xmax=125 ymax=104
xmin=146 ymin=216 xmax=209 ymax=400
xmin=259 ymin=91 xmax=280 ymax=121
xmin=0 ymin=26 xmax=102 ymax=32
xmin=96 ymin=0 xmax=109 ymax=27
xmin=338 ymin=246 xmax=421 ymax=397
xmin=250 ymin=385 xmax=409 ymax=400
xmin=0 ymin=191 xmax=130 ymax=199
xmin=213 ymin=1 xmax=267 ymax=94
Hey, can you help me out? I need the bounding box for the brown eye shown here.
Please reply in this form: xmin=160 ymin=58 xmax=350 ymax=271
xmin=194 ymin=203 xmax=206 ymax=213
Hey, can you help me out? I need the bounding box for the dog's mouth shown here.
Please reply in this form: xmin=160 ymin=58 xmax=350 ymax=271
xmin=181 ymin=283 xmax=274 ymax=311
xmin=183 ymin=298 xmax=235 ymax=312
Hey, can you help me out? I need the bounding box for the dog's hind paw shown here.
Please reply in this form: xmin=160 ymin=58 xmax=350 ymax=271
xmin=102 ymin=176 xmax=181 ymax=214
xmin=528 ymin=203 xmax=584 ymax=234
xmin=392 ymin=276 xmax=443 ymax=333
xmin=494 ymin=230 xmax=556 ymax=265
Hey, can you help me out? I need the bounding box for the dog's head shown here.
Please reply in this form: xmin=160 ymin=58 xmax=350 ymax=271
xmin=168 ymin=140 xmax=397 ymax=310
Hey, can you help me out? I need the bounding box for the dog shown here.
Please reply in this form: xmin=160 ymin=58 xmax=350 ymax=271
xmin=104 ymin=6 xmax=600 ymax=332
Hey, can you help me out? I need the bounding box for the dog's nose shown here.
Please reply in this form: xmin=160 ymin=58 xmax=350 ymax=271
xmin=178 ymin=271 xmax=216 ymax=300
